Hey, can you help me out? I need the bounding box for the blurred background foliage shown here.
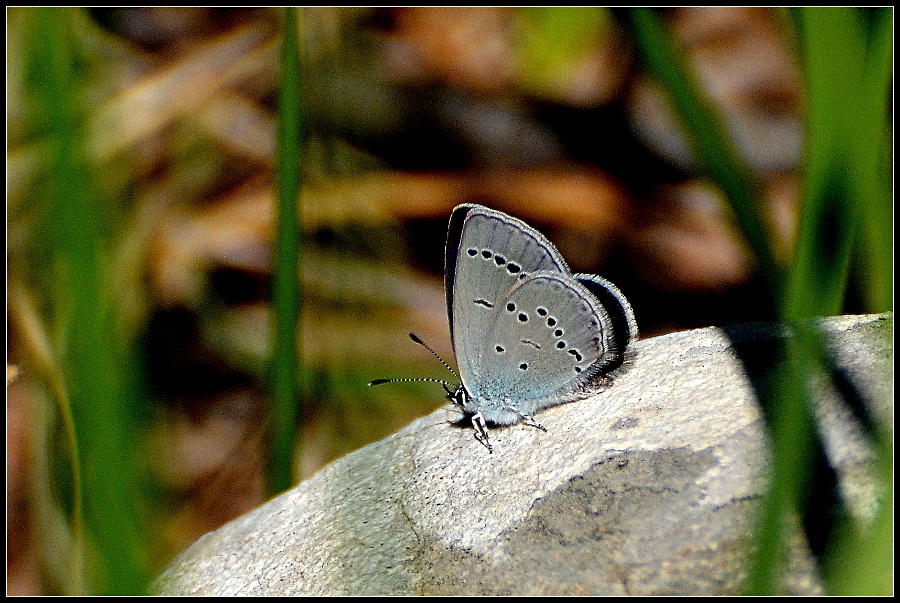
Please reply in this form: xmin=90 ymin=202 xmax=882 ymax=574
xmin=6 ymin=7 xmax=891 ymax=595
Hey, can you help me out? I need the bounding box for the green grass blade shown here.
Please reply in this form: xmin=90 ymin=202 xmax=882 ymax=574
xmin=30 ymin=7 xmax=148 ymax=594
xmin=268 ymin=7 xmax=304 ymax=496
xmin=782 ymin=8 xmax=880 ymax=320
xmin=748 ymin=8 xmax=892 ymax=595
xmin=628 ymin=8 xmax=892 ymax=595
xmin=851 ymin=8 xmax=893 ymax=314
xmin=790 ymin=7 xmax=893 ymax=594
xmin=627 ymin=8 xmax=784 ymax=308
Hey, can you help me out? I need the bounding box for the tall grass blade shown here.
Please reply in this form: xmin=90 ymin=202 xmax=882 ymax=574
xmin=268 ymin=7 xmax=304 ymax=496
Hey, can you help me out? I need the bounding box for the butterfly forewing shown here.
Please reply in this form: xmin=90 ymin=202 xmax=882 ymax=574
xmin=446 ymin=205 xmax=569 ymax=398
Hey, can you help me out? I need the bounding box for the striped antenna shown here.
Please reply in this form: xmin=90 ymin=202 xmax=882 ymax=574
xmin=368 ymin=333 xmax=461 ymax=390
xmin=368 ymin=376 xmax=456 ymax=389
xmin=407 ymin=333 xmax=460 ymax=382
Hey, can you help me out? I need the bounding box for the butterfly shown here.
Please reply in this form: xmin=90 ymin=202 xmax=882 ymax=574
xmin=372 ymin=204 xmax=637 ymax=453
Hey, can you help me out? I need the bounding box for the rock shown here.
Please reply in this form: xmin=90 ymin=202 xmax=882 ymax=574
xmin=154 ymin=313 xmax=892 ymax=595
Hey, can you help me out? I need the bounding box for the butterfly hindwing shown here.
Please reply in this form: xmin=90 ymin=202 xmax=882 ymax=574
xmin=474 ymin=271 xmax=614 ymax=408
xmin=576 ymin=274 xmax=638 ymax=371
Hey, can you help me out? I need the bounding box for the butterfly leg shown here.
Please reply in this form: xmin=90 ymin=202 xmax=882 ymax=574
xmin=506 ymin=406 xmax=547 ymax=432
xmin=471 ymin=410 xmax=493 ymax=454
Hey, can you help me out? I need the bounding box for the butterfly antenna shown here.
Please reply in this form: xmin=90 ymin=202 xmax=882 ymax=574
xmin=368 ymin=376 xmax=458 ymax=389
xmin=407 ymin=332 xmax=461 ymax=382
xmin=368 ymin=333 xmax=461 ymax=391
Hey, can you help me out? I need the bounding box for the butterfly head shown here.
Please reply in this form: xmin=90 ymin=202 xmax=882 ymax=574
xmin=444 ymin=381 xmax=470 ymax=412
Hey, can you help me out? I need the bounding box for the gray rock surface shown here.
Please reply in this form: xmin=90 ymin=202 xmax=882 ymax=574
xmin=154 ymin=313 xmax=892 ymax=595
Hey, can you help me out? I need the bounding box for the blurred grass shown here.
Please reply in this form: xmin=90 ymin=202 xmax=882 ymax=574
xmin=267 ymin=7 xmax=304 ymax=497
xmin=629 ymin=8 xmax=783 ymax=309
xmin=628 ymin=6 xmax=892 ymax=595
xmin=791 ymin=7 xmax=893 ymax=595
xmin=784 ymin=7 xmax=893 ymax=320
xmin=23 ymin=8 xmax=149 ymax=594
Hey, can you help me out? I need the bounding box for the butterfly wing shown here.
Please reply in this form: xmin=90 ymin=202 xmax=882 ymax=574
xmin=576 ymin=274 xmax=638 ymax=370
xmin=445 ymin=205 xmax=570 ymax=399
xmin=470 ymin=271 xmax=617 ymax=423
